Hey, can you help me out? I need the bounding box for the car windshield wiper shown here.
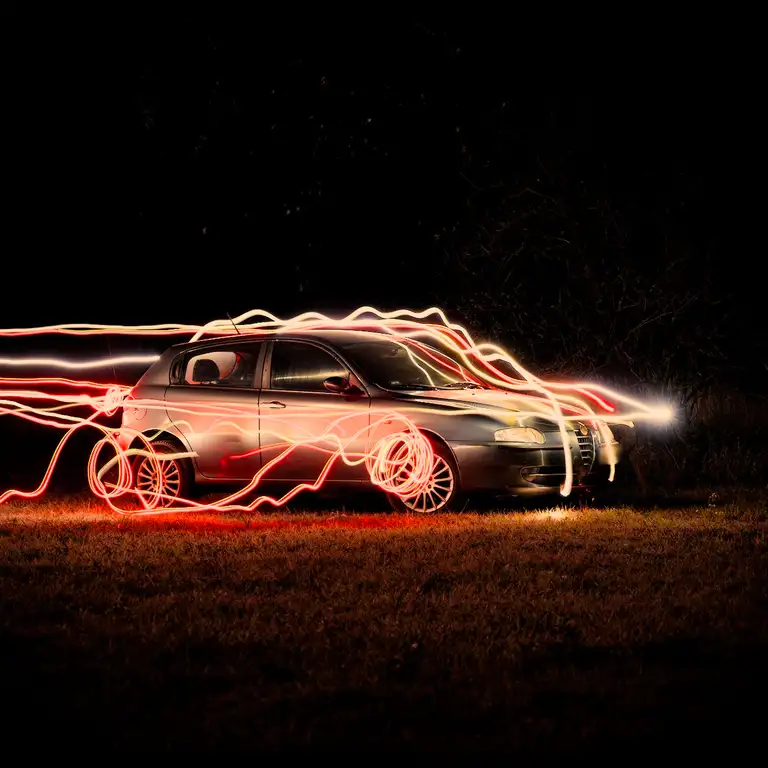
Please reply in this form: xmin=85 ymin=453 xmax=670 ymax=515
xmin=439 ymin=381 xmax=485 ymax=389
xmin=389 ymin=383 xmax=439 ymax=390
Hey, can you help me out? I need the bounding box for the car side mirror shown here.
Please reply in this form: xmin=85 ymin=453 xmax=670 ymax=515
xmin=323 ymin=376 xmax=363 ymax=395
xmin=323 ymin=376 xmax=348 ymax=394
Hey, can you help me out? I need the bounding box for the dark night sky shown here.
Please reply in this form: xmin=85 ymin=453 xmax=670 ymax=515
xmin=1 ymin=10 xmax=761 ymax=385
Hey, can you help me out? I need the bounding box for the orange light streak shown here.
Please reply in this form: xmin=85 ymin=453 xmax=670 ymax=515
xmin=0 ymin=307 xmax=674 ymax=513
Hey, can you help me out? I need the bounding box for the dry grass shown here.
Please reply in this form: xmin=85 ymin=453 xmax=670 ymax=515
xmin=2 ymin=495 xmax=768 ymax=753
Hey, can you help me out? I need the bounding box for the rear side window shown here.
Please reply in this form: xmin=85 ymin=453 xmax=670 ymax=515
xmin=182 ymin=346 xmax=259 ymax=388
xmin=270 ymin=342 xmax=347 ymax=392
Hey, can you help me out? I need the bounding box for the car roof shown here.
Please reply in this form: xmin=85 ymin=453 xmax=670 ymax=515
xmin=167 ymin=328 xmax=407 ymax=354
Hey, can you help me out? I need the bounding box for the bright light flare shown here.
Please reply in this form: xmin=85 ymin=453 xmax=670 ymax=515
xmin=649 ymin=405 xmax=675 ymax=423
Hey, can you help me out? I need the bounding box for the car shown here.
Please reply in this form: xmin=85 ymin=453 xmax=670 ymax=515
xmin=114 ymin=328 xmax=620 ymax=512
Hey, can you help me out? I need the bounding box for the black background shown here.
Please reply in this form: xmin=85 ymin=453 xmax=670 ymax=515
xmin=1 ymin=9 xmax=761 ymax=388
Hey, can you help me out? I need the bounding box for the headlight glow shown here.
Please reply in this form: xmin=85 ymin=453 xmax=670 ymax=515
xmin=494 ymin=427 xmax=545 ymax=444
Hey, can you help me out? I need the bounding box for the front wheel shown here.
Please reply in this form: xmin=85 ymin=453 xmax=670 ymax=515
xmin=387 ymin=440 xmax=463 ymax=513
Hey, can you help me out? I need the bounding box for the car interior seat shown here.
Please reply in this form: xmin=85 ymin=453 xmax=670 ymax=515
xmin=192 ymin=358 xmax=221 ymax=384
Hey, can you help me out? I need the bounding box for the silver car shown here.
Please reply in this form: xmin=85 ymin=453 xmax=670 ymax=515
xmin=116 ymin=329 xmax=620 ymax=512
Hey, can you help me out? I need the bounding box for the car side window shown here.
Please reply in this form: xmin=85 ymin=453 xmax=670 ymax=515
xmin=183 ymin=346 xmax=259 ymax=388
xmin=270 ymin=342 xmax=348 ymax=392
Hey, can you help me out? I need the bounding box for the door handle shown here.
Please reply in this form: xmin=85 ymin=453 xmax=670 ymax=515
xmin=264 ymin=400 xmax=286 ymax=409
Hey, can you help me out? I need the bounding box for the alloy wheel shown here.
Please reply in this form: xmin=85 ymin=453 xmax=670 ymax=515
xmin=400 ymin=454 xmax=455 ymax=513
xmin=135 ymin=454 xmax=183 ymax=501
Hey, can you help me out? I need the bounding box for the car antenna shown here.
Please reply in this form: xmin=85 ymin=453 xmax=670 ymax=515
xmin=227 ymin=312 xmax=241 ymax=335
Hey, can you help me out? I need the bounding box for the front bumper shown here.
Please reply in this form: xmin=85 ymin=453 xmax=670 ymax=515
xmin=449 ymin=437 xmax=621 ymax=497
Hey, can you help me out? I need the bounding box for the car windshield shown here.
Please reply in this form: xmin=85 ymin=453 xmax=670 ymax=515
xmin=335 ymin=337 xmax=487 ymax=390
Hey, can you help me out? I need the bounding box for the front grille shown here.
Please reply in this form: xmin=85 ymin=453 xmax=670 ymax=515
xmin=576 ymin=428 xmax=596 ymax=471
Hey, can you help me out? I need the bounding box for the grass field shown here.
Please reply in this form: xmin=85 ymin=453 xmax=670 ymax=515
xmin=2 ymin=495 xmax=767 ymax=753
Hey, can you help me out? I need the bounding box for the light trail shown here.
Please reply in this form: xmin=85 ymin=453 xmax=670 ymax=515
xmin=0 ymin=307 xmax=674 ymax=514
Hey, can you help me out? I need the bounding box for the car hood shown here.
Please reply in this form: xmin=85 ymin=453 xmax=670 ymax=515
xmin=393 ymin=388 xmax=583 ymax=431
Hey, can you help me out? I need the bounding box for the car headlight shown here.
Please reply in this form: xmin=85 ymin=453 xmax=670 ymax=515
xmin=494 ymin=427 xmax=545 ymax=444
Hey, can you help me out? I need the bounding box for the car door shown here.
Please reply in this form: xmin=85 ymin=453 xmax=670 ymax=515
xmin=163 ymin=341 xmax=266 ymax=480
xmin=258 ymin=340 xmax=371 ymax=483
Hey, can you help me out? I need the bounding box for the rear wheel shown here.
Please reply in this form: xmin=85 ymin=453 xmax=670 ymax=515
xmin=132 ymin=439 xmax=193 ymax=506
xmin=387 ymin=439 xmax=463 ymax=513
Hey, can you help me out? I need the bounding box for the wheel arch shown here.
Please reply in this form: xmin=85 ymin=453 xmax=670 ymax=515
xmin=417 ymin=428 xmax=462 ymax=487
xmin=128 ymin=428 xmax=191 ymax=454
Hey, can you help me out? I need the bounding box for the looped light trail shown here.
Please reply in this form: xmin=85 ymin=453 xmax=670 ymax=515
xmin=0 ymin=307 xmax=674 ymax=514
xmin=366 ymin=431 xmax=434 ymax=498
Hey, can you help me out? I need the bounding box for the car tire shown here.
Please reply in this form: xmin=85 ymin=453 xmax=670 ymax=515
xmin=132 ymin=439 xmax=193 ymax=507
xmin=387 ymin=438 xmax=464 ymax=513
